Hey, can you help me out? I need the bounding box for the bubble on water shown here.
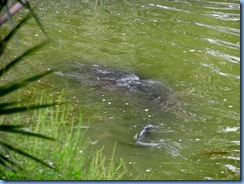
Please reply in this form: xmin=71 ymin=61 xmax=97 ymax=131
xmin=108 ymin=102 xmax=111 ymax=105
xmin=144 ymin=109 xmax=149 ymax=112
xmin=91 ymin=140 xmax=99 ymax=145
xmin=146 ymin=168 xmax=151 ymax=172
xmin=102 ymin=99 xmax=106 ymax=102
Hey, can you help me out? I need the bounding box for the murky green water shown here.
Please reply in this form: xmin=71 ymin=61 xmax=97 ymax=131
xmin=3 ymin=0 xmax=240 ymax=180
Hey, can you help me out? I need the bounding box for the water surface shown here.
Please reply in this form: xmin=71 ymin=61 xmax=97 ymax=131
xmin=5 ymin=0 xmax=240 ymax=180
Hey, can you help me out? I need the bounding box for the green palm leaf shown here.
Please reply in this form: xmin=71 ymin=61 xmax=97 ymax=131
xmin=0 ymin=142 xmax=54 ymax=169
xmin=0 ymin=70 xmax=53 ymax=97
xmin=17 ymin=0 xmax=49 ymax=38
xmin=0 ymin=40 xmax=50 ymax=77
xmin=0 ymin=1 xmax=8 ymax=12
xmin=0 ymin=0 xmax=56 ymax=175
xmin=0 ymin=103 xmax=54 ymax=115
xmin=0 ymin=13 xmax=32 ymax=58
xmin=0 ymin=125 xmax=55 ymax=141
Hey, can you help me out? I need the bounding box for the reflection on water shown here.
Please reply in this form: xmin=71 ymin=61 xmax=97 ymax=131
xmin=13 ymin=0 xmax=240 ymax=180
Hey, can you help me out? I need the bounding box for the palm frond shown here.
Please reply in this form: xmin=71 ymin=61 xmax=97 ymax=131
xmin=0 ymin=141 xmax=54 ymax=169
xmin=0 ymin=125 xmax=55 ymax=141
xmin=0 ymin=13 xmax=32 ymax=56
xmin=0 ymin=102 xmax=17 ymax=109
xmin=17 ymin=0 xmax=49 ymax=38
xmin=0 ymin=1 xmax=8 ymax=12
xmin=0 ymin=0 xmax=56 ymax=176
xmin=0 ymin=70 xmax=53 ymax=97
xmin=0 ymin=154 xmax=21 ymax=172
xmin=0 ymin=103 xmax=55 ymax=115
xmin=0 ymin=40 xmax=50 ymax=77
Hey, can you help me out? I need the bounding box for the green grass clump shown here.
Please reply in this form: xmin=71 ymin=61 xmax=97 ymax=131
xmin=1 ymin=91 xmax=126 ymax=180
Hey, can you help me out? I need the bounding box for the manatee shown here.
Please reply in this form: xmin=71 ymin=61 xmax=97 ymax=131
xmin=61 ymin=63 xmax=176 ymax=107
xmin=55 ymin=63 xmax=179 ymax=148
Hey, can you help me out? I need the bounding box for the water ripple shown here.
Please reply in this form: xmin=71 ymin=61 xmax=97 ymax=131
xmin=148 ymin=3 xmax=191 ymax=13
xmin=225 ymin=164 xmax=240 ymax=173
xmin=205 ymin=12 xmax=239 ymax=21
xmin=204 ymin=38 xmax=239 ymax=50
xmin=207 ymin=1 xmax=240 ymax=10
xmin=206 ymin=48 xmax=240 ymax=64
xmin=195 ymin=22 xmax=239 ymax=36
xmin=202 ymin=62 xmax=240 ymax=79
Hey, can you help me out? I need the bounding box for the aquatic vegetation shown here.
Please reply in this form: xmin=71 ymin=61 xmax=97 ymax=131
xmin=1 ymin=91 xmax=126 ymax=180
